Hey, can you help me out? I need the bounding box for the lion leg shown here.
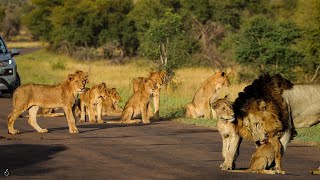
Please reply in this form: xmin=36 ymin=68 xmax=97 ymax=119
xmin=79 ymin=101 xmax=86 ymax=123
xmin=153 ymin=90 xmax=160 ymax=120
xmin=220 ymin=137 xmax=228 ymax=168
xmin=121 ymin=107 xmax=140 ymax=124
xmin=186 ymin=103 xmax=196 ymax=118
xmin=97 ymin=102 xmax=104 ymax=124
xmin=88 ymin=103 xmax=96 ymax=124
xmin=203 ymin=102 xmax=211 ymax=118
xmin=280 ymin=128 xmax=291 ymax=153
xmin=28 ymin=106 xmax=48 ymax=133
xmin=141 ymin=102 xmax=151 ymax=124
xmin=221 ymin=135 xmax=241 ymax=170
xmin=8 ymin=106 xmax=28 ymax=135
xmin=63 ymin=107 xmax=79 ymax=133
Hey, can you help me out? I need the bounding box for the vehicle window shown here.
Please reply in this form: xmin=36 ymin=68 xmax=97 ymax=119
xmin=0 ymin=39 xmax=7 ymax=54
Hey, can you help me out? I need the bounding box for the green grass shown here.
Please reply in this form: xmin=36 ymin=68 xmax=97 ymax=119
xmin=173 ymin=118 xmax=217 ymax=128
xmin=295 ymin=124 xmax=320 ymax=143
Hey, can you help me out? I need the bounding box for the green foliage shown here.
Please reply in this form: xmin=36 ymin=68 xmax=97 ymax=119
xmin=233 ymin=15 xmax=303 ymax=80
xmin=51 ymin=61 xmax=66 ymax=71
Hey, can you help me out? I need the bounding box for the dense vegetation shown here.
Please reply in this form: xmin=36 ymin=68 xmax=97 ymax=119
xmin=1 ymin=0 xmax=320 ymax=82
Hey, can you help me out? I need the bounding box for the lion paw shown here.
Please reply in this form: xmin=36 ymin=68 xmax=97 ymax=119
xmin=276 ymin=170 xmax=285 ymax=175
xmin=79 ymin=119 xmax=85 ymax=123
xmin=97 ymin=120 xmax=104 ymax=124
xmin=69 ymin=127 xmax=79 ymax=134
xmin=38 ymin=129 xmax=48 ymax=133
xmin=8 ymin=129 xmax=20 ymax=135
xmin=220 ymin=163 xmax=233 ymax=170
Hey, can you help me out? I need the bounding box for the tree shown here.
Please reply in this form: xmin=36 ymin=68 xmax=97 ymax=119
xmin=139 ymin=10 xmax=192 ymax=70
xmin=233 ymin=15 xmax=303 ymax=80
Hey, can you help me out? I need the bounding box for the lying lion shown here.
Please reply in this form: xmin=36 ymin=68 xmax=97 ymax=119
xmin=186 ymin=72 xmax=230 ymax=118
xmin=211 ymin=96 xmax=238 ymax=170
xmin=132 ymin=70 xmax=166 ymax=120
xmin=8 ymin=70 xmax=88 ymax=134
xmin=121 ymin=77 xmax=157 ymax=124
xmin=79 ymin=83 xmax=110 ymax=124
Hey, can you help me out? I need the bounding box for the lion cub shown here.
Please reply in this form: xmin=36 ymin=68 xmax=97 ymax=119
xmin=211 ymin=96 xmax=238 ymax=170
xmin=186 ymin=72 xmax=230 ymax=118
xmin=121 ymin=78 xmax=157 ymax=124
xmin=231 ymin=136 xmax=285 ymax=174
xmin=79 ymin=83 xmax=110 ymax=124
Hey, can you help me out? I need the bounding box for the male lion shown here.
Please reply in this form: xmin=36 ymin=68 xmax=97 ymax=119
xmin=230 ymin=136 xmax=285 ymax=174
xmin=121 ymin=77 xmax=157 ymax=124
xmin=186 ymin=72 xmax=230 ymax=118
xmin=8 ymin=70 xmax=88 ymax=134
xmin=211 ymin=96 xmax=238 ymax=170
xmin=132 ymin=70 xmax=166 ymax=120
xmin=221 ymin=74 xmax=294 ymax=170
xmin=79 ymin=83 xmax=111 ymax=123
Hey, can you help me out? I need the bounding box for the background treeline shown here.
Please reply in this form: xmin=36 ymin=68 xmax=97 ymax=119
xmin=1 ymin=0 xmax=320 ymax=82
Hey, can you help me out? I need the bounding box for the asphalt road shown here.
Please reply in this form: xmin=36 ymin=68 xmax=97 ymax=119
xmin=0 ymin=97 xmax=319 ymax=179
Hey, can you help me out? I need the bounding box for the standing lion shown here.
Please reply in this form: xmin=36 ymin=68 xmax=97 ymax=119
xmin=8 ymin=70 xmax=88 ymax=134
xmin=185 ymin=72 xmax=230 ymax=118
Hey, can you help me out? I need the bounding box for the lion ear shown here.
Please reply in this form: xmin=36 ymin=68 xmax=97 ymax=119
xmin=258 ymin=101 xmax=267 ymax=111
xmin=99 ymin=83 xmax=106 ymax=90
xmin=68 ymin=74 xmax=75 ymax=82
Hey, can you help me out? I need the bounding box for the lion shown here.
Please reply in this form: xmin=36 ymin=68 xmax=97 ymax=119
xmin=132 ymin=70 xmax=166 ymax=120
xmin=121 ymin=77 xmax=158 ymax=124
xmin=230 ymin=136 xmax=285 ymax=174
xmin=79 ymin=83 xmax=110 ymax=124
xmin=8 ymin=70 xmax=88 ymax=134
xmin=283 ymin=84 xmax=320 ymax=128
xmin=210 ymin=96 xmax=238 ymax=170
xmin=186 ymin=72 xmax=230 ymax=119
xmin=220 ymin=74 xmax=294 ymax=170
xmin=75 ymin=87 xmax=123 ymax=118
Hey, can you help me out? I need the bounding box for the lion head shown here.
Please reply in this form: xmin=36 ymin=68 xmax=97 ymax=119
xmin=212 ymin=72 xmax=230 ymax=90
xmin=108 ymin=88 xmax=121 ymax=106
xmin=67 ymin=70 xmax=88 ymax=93
xmin=211 ymin=95 xmax=235 ymax=123
xmin=143 ymin=78 xmax=157 ymax=94
xmin=244 ymin=99 xmax=283 ymax=145
xmin=148 ymin=70 xmax=167 ymax=88
xmin=95 ymin=83 xmax=109 ymax=99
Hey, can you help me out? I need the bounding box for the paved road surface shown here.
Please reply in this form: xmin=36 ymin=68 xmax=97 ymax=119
xmin=0 ymin=97 xmax=319 ymax=179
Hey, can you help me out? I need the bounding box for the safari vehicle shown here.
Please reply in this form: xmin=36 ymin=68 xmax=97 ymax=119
xmin=0 ymin=35 xmax=20 ymax=96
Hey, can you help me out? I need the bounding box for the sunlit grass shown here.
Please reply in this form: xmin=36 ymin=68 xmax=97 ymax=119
xmin=6 ymin=41 xmax=47 ymax=49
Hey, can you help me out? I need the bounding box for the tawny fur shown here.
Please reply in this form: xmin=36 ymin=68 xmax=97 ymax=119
xmin=78 ymin=83 xmax=110 ymax=124
xmin=8 ymin=70 xmax=88 ymax=134
xmin=230 ymin=137 xmax=285 ymax=175
xmin=186 ymin=72 xmax=230 ymax=119
xmin=121 ymin=78 xmax=158 ymax=124
xmin=132 ymin=70 xmax=166 ymax=120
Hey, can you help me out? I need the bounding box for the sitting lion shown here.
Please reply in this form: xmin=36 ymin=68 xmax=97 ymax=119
xmin=132 ymin=70 xmax=166 ymax=120
xmin=121 ymin=77 xmax=157 ymax=124
xmin=186 ymin=72 xmax=230 ymax=118
xmin=8 ymin=70 xmax=88 ymax=134
xmin=211 ymin=96 xmax=238 ymax=170
xmin=79 ymin=83 xmax=110 ymax=124
xmin=230 ymin=136 xmax=285 ymax=174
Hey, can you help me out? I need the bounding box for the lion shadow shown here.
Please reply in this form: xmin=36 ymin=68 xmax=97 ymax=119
xmin=0 ymin=144 xmax=67 ymax=176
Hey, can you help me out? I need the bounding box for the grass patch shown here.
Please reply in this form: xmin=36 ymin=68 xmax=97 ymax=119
xmin=173 ymin=118 xmax=217 ymax=128
xmin=6 ymin=41 xmax=47 ymax=49
xmin=295 ymin=124 xmax=320 ymax=143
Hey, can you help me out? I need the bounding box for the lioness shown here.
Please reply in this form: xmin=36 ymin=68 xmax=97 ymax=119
xmin=211 ymin=96 xmax=238 ymax=170
xmin=132 ymin=70 xmax=166 ymax=120
xmin=186 ymin=72 xmax=230 ymax=118
xmin=121 ymin=77 xmax=157 ymax=124
xmin=230 ymin=137 xmax=285 ymax=174
xmin=8 ymin=70 xmax=88 ymax=134
xmin=79 ymin=83 xmax=110 ymax=124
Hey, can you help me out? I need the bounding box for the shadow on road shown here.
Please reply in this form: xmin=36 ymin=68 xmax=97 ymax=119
xmin=0 ymin=144 xmax=67 ymax=176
